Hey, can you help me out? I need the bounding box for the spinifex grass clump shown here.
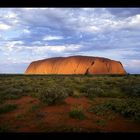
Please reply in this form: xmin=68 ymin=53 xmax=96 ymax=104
xmin=89 ymin=102 xmax=112 ymax=116
xmin=89 ymin=98 xmax=140 ymax=121
xmin=0 ymin=123 xmax=12 ymax=132
xmin=0 ymin=104 xmax=17 ymax=114
xmin=38 ymin=86 xmax=68 ymax=105
xmin=84 ymin=87 xmax=105 ymax=99
xmin=69 ymin=104 xmax=86 ymax=120
xmin=121 ymin=84 xmax=140 ymax=97
xmin=108 ymin=99 xmax=140 ymax=121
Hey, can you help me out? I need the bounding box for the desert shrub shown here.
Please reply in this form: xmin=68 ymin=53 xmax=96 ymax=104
xmin=77 ymin=85 xmax=87 ymax=93
xmin=89 ymin=98 xmax=140 ymax=121
xmin=89 ymin=102 xmax=112 ymax=116
xmin=108 ymin=99 xmax=140 ymax=121
xmin=38 ymin=86 xmax=68 ymax=105
xmin=0 ymin=124 xmax=12 ymax=132
xmin=0 ymin=74 xmax=140 ymax=104
xmin=29 ymin=92 xmax=39 ymax=98
xmin=0 ymin=87 xmax=26 ymax=101
xmin=64 ymin=88 xmax=73 ymax=96
xmin=8 ymin=88 xmax=23 ymax=94
xmin=69 ymin=105 xmax=86 ymax=120
xmin=95 ymin=119 xmax=106 ymax=127
xmin=0 ymin=96 xmax=5 ymax=104
xmin=65 ymin=82 xmax=78 ymax=91
xmin=99 ymin=89 xmax=124 ymax=98
xmin=0 ymin=104 xmax=17 ymax=114
xmin=121 ymin=84 xmax=140 ymax=97
xmin=78 ymin=83 xmax=94 ymax=93
xmin=22 ymin=86 xmax=33 ymax=93
xmin=72 ymin=90 xmax=81 ymax=98
xmin=83 ymin=87 xmax=104 ymax=99
xmin=33 ymin=87 xmax=42 ymax=93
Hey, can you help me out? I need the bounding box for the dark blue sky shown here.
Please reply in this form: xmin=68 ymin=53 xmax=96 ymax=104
xmin=0 ymin=8 xmax=140 ymax=74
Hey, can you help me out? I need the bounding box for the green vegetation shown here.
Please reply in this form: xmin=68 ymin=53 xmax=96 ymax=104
xmin=89 ymin=98 xmax=140 ymax=121
xmin=15 ymin=114 xmax=26 ymax=120
xmin=0 ymin=123 xmax=12 ymax=132
xmin=95 ymin=119 xmax=106 ymax=127
xmin=69 ymin=104 xmax=86 ymax=120
xmin=72 ymin=90 xmax=81 ymax=98
xmin=0 ymin=74 xmax=139 ymax=102
xmin=28 ymin=104 xmax=41 ymax=112
xmin=0 ymin=74 xmax=140 ymax=121
xmin=89 ymin=103 xmax=111 ymax=116
xmin=38 ymin=86 xmax=68 ymax=105
xmin=0 ymin=104 xmax=17 ymax=114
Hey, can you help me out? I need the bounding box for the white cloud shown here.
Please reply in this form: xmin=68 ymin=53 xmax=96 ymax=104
xmin=0 ymin=23 xmax=11 ymax=30
xmin=4 ymin=41 xmax=24 ymax=52
xmin=5 ymin=12 xmax=17 ymax=19
xmin=23 ymin=8 xmax=36 ymax=10
xmin=82 ymin=25 xmax=100 ymax=33
xmin=23 ymin=29 xmax=30 ymax=34
xmin=0 ymin=8 xmax=140 ymax=73
xmin=0 ymin=10 xmax=19 ymax=25
xmin=32 ymin=41 xmax=42 ymax=45
xmin=33 ymin=44 xmax=81 ymax=54
xmin=128 ymin=14 xmax=140 ymax=28
xmin=43 ymin=35 xmax=64 ymax=41
xmin=1 ymin=40 xmax=81 ymax=55
xmin=46 ymin=46 xmax=66 ymax=52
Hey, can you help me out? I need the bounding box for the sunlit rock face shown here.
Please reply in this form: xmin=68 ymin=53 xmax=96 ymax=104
xmin=25 ymin=55 xmax=127 ymax=74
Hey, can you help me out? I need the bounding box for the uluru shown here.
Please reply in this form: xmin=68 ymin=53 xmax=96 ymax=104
xmin=25 ymin=55 xmax=126 ymax=74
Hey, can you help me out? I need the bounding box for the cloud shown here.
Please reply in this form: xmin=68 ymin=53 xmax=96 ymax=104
xmin=0 ymin=8 xmax=140 ymax=73
xmin=0 ymin=22 xmax=11 ymax=30
xmin=43 ymin=35 xmax=64 ymax=41
xmin=107 ymin=8 xmax=140 ymax=18
xmin=23 ymin=29 xmax=30 ymax=34
xmin=32 ymin=41 xmax=42 ymax=45
xmin=4 ymin=12 xmax=17 ymax=19
xmin=128 ymin=14 xmax=140 ymax=28
xmin=2 ymin=41 xmax=24 ymax=52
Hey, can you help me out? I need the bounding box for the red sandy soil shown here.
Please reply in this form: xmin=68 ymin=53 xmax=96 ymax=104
xmin=0 ymin=96 xmax=140 ymax=132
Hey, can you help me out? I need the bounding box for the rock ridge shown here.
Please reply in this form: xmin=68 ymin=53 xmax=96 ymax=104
xmin=25 ymin=55 xmax=126 ymax=74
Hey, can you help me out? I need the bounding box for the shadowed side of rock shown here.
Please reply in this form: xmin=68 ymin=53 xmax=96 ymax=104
xmin=25 ymin=56 xmax=126 ymax=74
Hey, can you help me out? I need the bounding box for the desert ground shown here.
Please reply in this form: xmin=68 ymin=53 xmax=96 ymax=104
xmin=0 ymin=74 xmax=140 ymax=132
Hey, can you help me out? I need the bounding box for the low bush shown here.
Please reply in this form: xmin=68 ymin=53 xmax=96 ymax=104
xmin=0 ymin=104 xmax=17 ymax=114
xmin=89 ymin=102 xmax=112 ymax=116
xmin=64 ymin=88 xmax=73 ymax=96
xmin=107 ymin=99 xmax=140 ymax=121
xmin=83 ymin=87 xmax=104 ymax=99
xmin=69 ymin=105 xmax=86 ymax=120
xmin=0 ymin=124 xmax=12 ymax=132
xmin=72 ymin=90 xmax=81 ymax=98
xmin=38 ymin=86 xmax=68 ymax=105
xmin=89 ymin=98 xmax=140 ymax=121
xmin=121 ymin=84 xmax=140 ymax=97
xmin=98 ymin=89 xmax=124 ymax=98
